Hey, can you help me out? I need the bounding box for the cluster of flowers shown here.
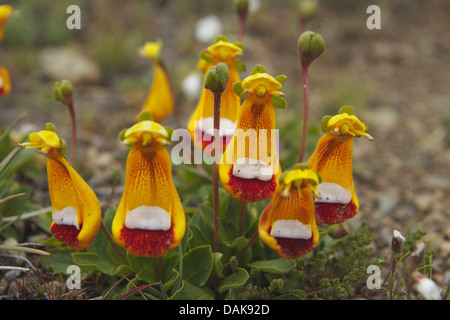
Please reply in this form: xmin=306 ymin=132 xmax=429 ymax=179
xmin=18 ymin=32 xmax=372 ymax=260
xmin=0 ymin=5 xmax=13 ymax=98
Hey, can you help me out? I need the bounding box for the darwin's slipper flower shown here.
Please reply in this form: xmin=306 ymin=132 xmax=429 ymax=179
xmin=0 ymin=4 xmax=13 ymax=43
xmin=139 ymin=41 xmax=175 ymax=123
xmin=307 ymin=106 xmax=372 ymax=225
xmin=259 ymin=164 xmax=320 ymax=259
xmin=112 ymin=113 xmax=185 ymax=257
xmin=20 ymin=125 xmax=101 ymax=250
xmin=0 ymin=67 xmax=11 ymax=97
xmin=187 ymin=36 xmax=245 ymax=151
xmin=219 ymin=65 xmax=286 ymax=202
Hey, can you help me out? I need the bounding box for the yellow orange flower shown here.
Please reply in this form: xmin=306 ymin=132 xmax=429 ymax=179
xmin=259 ymin=164 xmax=320 ymax=259
xmin=112 ymin=114 xmax=185 ymax=257
xmin=307 ymin=106 xmax=372 ymax=225
xmin=219 ymin=66 xmax=285 ymax=202
xmin=20 ymin=126 xmax=101 ymax=250
xmin=187 ymin=36 xmax=244 ymax=151
xmin=0 ymin=5 xmax=13 ymax=43
xmin=139 ymin=41 xmax=175 ymax=123
xmin=0 ymin=67 xmax=11 ymax=97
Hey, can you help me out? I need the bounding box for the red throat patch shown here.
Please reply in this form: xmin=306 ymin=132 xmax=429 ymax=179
xmin=228 ymin=168 xmax=276 ymax=202
xmin=120 ymin=225 xmax=174 ymax=257
xmin=314 ymin=201 xmax=358 ymax=225
xmin=51 ymin=223 xmax=80 ymax=248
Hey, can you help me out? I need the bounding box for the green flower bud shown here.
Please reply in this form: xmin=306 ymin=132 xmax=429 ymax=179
xmin=204 ymin=62 xmax=230 ymax=94
xmin=298 ymin=0 xmax=319 ymax=21
xmin=234 ymin=0 xmax=249 ymax=20
xmin=298 ymin=30 xmax=325 ymax=67
xmin=54 ymin=79 xmax=73 ymax=105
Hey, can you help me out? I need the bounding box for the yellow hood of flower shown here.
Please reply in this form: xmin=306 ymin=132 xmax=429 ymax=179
xmin=326 ymin=112 xmax=373 ymax=140
xmin=20 ymin=130 xmax=62 ymax=153
xmin=281 ymin=166 xmax=321 ymax=197
xmin=0 ymin=5 xmax=12 ymax=25
xmin=241 ymin=73 xmax=284 ymax=97
xmin=122 ymin=120 xmax=170 ymax=147
xmin=207 ymin=40 xmax=243 ymax=62
xmin=139 ymin=41 xmax=162 ymax=61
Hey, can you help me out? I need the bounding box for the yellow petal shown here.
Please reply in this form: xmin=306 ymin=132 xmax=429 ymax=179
xmin=20 ymin=130 xmax=61 ymax=152
xmin=241 ymin=73 xmax=283 ymax=97
xmin=141 ymin=64 xmax=174 ymax=123
xmin=112 ymin=145 xmax=185 ymax=257
xmin=259 ymin=187 xmax=319 ymax=259
xmin=207 ymin=40 xmax=243 ymax=62
xmin=139 ymin=41 xmax=162 ymax=60
xmin=0 ymin=67 xmax=11 ymax=96
xmin=327 ymin=113 xmax=373 ymax=140
xmin=47 ymin=155 xmax=101 ymax=250
xmin=123 ymin=120 xmax=169 ymax=146
xmin=307 ymin=131 xmax=359 ymax=225
xmin=219 ymin=94 xmax=281 ymax=202
xmin=188 ymin=59 xmax=241 ymax=151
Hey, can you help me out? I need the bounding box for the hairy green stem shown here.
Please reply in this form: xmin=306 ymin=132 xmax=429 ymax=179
xmin=213 ymin=92 xmax=222 ymax=252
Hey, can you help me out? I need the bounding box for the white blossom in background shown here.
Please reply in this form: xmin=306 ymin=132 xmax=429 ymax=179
xmin=181 ymin=71 xmax=202 ymax=101
xmin=413 ymin=272 xmax=442 ymax=300
xmin=195 ymin=15 xmax=223 ymax=43
xmin=249 ymin=0 xmax=261 ymax=13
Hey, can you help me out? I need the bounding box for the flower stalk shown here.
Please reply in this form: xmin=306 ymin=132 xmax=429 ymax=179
xmin=204 ymin=62 xmax=230 ymax=252
xmin=54 ymin=80 xmax=76 ymax=164
xmin=297 ymin=30 xmax=324 ymax=163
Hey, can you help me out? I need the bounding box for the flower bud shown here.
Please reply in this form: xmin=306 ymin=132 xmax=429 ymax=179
xmin=234 ymin=0 xmax=249 ymax=20
xmin=204 ymin=62 xmax=229 ymax=94
xmin=298 ymin=30 xmax=324 ymax=67
xmin=391 ymin=229 xmax=405 ymax=254
xmin=298 ymin=0 xmax=319 ymax=21
xmin=412 ymin=271 xmax=442 ymax=300
xmin=54 ymin=80 xmax=73 ymax=105
xmin=410 ymin=241 xmax=425 ymax=265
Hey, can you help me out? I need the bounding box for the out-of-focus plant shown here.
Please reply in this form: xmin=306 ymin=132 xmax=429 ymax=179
xmin=138 ymin=41 xmax=177 ymax=125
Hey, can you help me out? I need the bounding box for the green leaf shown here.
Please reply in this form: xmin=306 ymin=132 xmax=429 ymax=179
xmin=182 ymin=245 xmax=213 ymax=287
xmin=232 ymin=81 xmax=246 ymax=99
xmin=233 ymin=41 xmax=244 ymax=50
xmin=139 ymin=110 xmax=153 ymax=121
xmin=41 ymin=247 xmax=76 ymax=274
xmin=321 ymin=115 xmax=332 ymax=133
xmin=251 ymin=65 xmax=267 ymax=75
xmin=339 ymin=105 xmax=354 ymax=115
xmin=213 ymin=252 xmax=224 ymax=278
xmin=168 ymin=280 xmax=214 ymax=300
xmin=128 ymin=254 xmax=159 ymax=283
xmin=272 ymin=96 xmax=287 ymax=109
xmin=218 ymin=267 xmax=249 ymax=293
xmin=72 ymin=252 xmax=120 ymax=276
xmin=249 ymin=258 xmax=297 ymax=274
xmin=233 ymin=60 xmax=246 ymax=72
xmin=274 ymin=75 xmax=287 ymax=85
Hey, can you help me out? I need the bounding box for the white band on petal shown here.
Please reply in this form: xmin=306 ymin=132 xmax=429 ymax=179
xmin=315 ymin=182 xmax=352 ymax=204
xmin=198 ymin=117 xmax=236 ymax=137
xmin=270 ymin=219 xmax=312 ymax=239
xmin=125 ymin=206 xmax=171 ymax=231
xmin=52 ymin=206 xmax=79 ymax=230
xmin=232 ymin=157 xmax=273 ymax=181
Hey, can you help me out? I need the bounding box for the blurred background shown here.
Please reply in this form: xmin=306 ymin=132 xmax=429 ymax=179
xmin=0 ymin=0 xmax=449 ymax=284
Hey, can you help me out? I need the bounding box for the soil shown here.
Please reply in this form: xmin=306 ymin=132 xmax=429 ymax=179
xmin=0 ymin=0 xmax=448 ymax=299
